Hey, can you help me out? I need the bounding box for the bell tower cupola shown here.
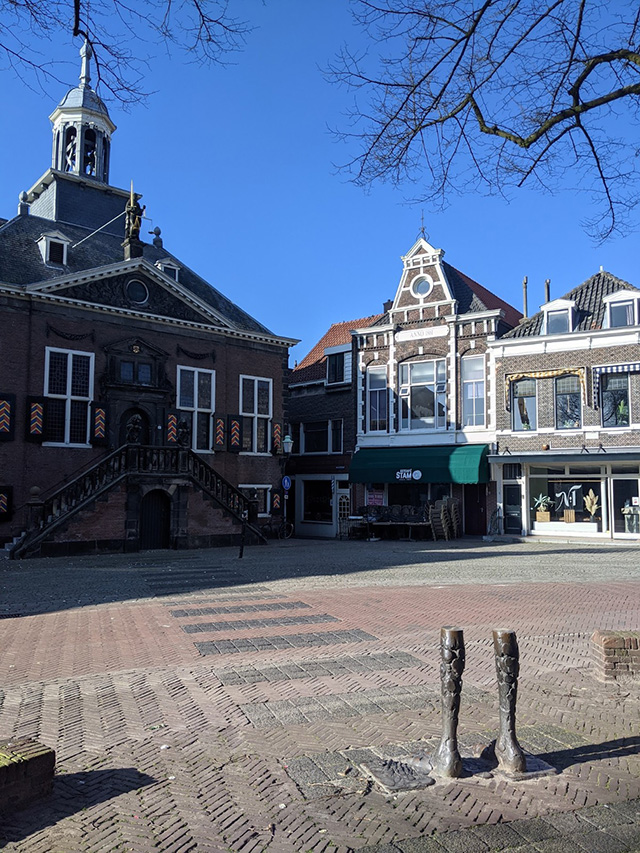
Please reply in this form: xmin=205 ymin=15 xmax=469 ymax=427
xmin=49 ymin=40 xmax=116 ymax=184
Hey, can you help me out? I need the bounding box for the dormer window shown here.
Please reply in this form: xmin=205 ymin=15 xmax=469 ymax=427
xmin=156 ymin=259 xmax=180 ymax=282
xmin=603 ymin=291 xmax=640 ymax=328
xmin=547 ymin=309 xmax=569 ymax=334
xmin=327 ymin=353 xmax=344 ymax=384
xmin=543 ymin=298 xmax=575 ymax=335
xmin=37 ymin=231 xmax=71 ymax=267
xmin=325 ymin=344 xmax=351 ymax=385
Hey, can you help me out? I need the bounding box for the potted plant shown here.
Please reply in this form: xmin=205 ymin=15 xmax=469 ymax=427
xmin=533 ymin=493 xmax=554 ymax=522
xmin=583 ymin=489 xmax=600 ymax=522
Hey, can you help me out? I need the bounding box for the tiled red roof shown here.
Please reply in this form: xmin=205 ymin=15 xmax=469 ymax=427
xmin=292 ymin=315 xmax=383 ymax=383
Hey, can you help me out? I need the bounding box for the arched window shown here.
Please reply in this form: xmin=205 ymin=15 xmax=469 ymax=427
xmin=64 ymin=127 xmax=77 ymax=172
xmin=83 ymin=128 xmax=97 ymax=175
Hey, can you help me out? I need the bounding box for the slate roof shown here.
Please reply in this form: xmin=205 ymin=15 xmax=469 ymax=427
xmin=443 ymin=262 xmax=522 ymax=327
xmin=504 ymin=270 xmax=640 ymax=337
xmin=0 ymin=212 xmax=274 ymax=336
xmin=293 ymin=314 xmax=383 ymax=383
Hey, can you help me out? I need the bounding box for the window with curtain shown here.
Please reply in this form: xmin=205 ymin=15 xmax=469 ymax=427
xmin=512 ymin=377 xmax=537 ymax=431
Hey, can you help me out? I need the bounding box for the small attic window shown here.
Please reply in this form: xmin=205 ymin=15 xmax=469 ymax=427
xmin=48 ymin=241 xmax=65 ymax=265
xmin=37 ymin=232 xmax=70 ymax=267
xmin=156 ymin=259 xmax=180 ymax=282
xmin=547 ymin=309 xmax=569 ymax=334
xmin=603 ymin=292 xmax=640 ymax=328
xmin=542 ymin=299 xmax=575 ymax=335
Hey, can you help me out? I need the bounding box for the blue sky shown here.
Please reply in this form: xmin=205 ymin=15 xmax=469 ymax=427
xmin=1 ymin=1 xmax=638 ymax=364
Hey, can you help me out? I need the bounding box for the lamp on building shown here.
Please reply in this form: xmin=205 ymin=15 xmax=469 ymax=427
xmin=283 ymin=434 xmax=293 ymax=456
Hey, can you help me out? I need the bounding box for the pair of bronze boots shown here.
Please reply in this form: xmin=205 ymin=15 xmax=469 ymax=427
xmin=431 ymin=626 xmax=526 ymax=778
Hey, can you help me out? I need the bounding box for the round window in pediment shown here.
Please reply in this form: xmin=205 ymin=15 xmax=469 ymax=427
xmin=125 ymin=278 xmax=149 ymax=305
xmin=411 ymin=275 xmax=433 ymax=299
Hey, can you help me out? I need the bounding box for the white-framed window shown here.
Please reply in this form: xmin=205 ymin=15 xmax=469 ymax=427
xmin=603 ymin=292 xmax=640 ymax=328
xmin=461 ymin=356 xmax=485 ymax=427
xmin=327 ymin=353 xmax=345 ymax=384
xmin=177 ymin=366 xmax=215 ymax=451
xmin=399 ymin=359 xmax=447 ymax=430
xmin=37 ymin=232 xmax=70 ymax=267
xmin=543 ymin=299 xmax=575 ymax=335
xmin=239 ymin=484 xmax=271 ymax=516
xmin=301 ymin=419 xmax=343 ymax=453
xmin=512 ymin=377 xmax=537 ymax=431
xmin=601 ymin=373 xmax=630 ymax=427
xmin=44 ymin=347 xmax=94 ymax=445
xmin=155 ymin=259 xmax=180 ymax=282
xmin=367 ymin=365 xmax=387 ymax=432
xmin=546 ymin=309 xmax=570 ymax=334
xmin=555 ymin=374 xmax=581 ymax=430
xmin=240 ymin=375 xmax=272 ymax=453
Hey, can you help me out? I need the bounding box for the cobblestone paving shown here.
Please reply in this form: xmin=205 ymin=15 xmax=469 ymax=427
xmin=0 ymin=538 xmax=638 ymax=852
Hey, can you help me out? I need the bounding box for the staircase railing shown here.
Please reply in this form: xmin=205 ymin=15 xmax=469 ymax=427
xmin=10 ymin=444 xmax=265 ymax=558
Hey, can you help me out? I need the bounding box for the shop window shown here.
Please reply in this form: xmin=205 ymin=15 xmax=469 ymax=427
xmin=367 ymin=366 xmax=387 ymax=432
xmin=601 ymin=374 xmax=630 ymax=427
xmin=512 ymin=377 xmax=537 ymax=431
xmin=461 ymin=356 xmax=485 ymax=426
xmin=44 ymin=347 xmax=93 ymax=445
xmin=530 ymin=473 xmax=603 ymax=530
xmin=178 ymin=366 xmax=215 ymax=451
xmin=240 ymin=375 xmax=272 ymax=453
xmin=555 ymin=374 xmax=581 ymax=430
xmin=303 ymin=480 xmax=332 ymax=522
xmin=400 ymin=360 xmax=447 ymax=430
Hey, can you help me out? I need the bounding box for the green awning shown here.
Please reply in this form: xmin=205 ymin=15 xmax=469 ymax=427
xmin=349 ymin=445 xmax=489 ymax=484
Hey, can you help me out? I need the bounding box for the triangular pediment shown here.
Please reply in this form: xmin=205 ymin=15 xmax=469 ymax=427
xmin=105 ymin=337 xmax=169 ymax=358
xmin=27 ymin=260 xmax=235 ymax=331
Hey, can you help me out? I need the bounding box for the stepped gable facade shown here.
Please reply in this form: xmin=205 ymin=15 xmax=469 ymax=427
xmin=0 ymin=44 xmax=296 ymax=556
xmin=348 ymin=237 xmax=522 ymax=535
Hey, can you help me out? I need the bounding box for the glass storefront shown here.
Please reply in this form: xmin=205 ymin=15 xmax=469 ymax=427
xmin=521 ymin=463 xmax=640 ymax=538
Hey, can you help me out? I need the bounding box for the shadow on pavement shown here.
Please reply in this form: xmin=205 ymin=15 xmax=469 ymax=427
xmin=0 ymin=537 xmax=637 ymax=616
xmin=540 ymin=735 xmax=640 ymax=771
xmin=0 ymin=767 xmax=156 ymax=845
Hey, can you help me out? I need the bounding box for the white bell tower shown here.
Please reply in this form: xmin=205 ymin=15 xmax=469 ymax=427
xmin=49 ymin=40 xmax=116 ymax=184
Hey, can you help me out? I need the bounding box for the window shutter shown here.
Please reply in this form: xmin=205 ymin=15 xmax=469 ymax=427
xmin=90 ymin=403 xmax=109 ymax=446
xmin=0 ymin=485 xmax=13 ymax=521
xmin=0 ymin=394 xmax=16 ymax=441
xmin=166 ymin=411 xmax=179 ymax=444
xmin=272 ymin=422 xmax=283 ymax=453
xmin=26 ymin=397 xmax=47 ymax=442
xmin=213 ymin=415 xmax=226 ymax=451
xmin=227 ymin=415 xmax=243 ymax=453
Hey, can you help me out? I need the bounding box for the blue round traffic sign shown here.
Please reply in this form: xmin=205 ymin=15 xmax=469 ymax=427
xmin=282 ymin=476 xmax=291 ymax=491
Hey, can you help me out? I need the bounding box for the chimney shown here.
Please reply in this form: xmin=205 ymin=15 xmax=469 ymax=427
xmin=544 ymin=278 xmax=551 ymax=303
xmin=522 ymin=276 xmax=528 ymax=319
xmin=383 ymin=299 xmax=393 ymax=313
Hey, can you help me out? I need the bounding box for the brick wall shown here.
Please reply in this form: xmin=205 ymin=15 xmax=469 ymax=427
xmin=591 ymin=630 xmax=640 ymax=681
xmin=0 ymin=739 xmax=55 ymax=813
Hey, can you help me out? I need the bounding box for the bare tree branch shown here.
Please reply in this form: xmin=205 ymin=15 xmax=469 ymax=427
xmin=331 ymin=0 xmax=640 ymax=240
xmin=0 ymin=0 xmax=251 ymax=104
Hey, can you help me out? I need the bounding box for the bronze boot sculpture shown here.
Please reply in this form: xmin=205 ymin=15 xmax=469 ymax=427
xmin=492 ymin=629 xmax=526 ymax=774
xmin=431 ymin=626 xmax=465 ymax=777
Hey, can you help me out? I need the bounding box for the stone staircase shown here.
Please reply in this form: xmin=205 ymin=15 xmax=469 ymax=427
xmin=8 ymin=444 xmax=266 ymax=559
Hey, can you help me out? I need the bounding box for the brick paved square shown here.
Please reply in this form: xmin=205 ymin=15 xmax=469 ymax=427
xmin=0 ymin=539 xmax=638 ymax=852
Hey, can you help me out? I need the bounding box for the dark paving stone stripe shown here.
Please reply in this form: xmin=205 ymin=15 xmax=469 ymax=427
xmin=170 ymin=601 xmax=311 ymax=618
xmin=183 ymin=613 xmax=338 ymax=633
xmin=243 ymin=685 xmax=442 ymax=728
xmin=196 ymin=628 xmax=377 ymax=656
xmin=216 ymin=651 xmax=425 ymax=685
xmin=161 ymin=589 xmax=276 ymax=605
xmin=146 ymin=579 xmax=246 ymax=592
